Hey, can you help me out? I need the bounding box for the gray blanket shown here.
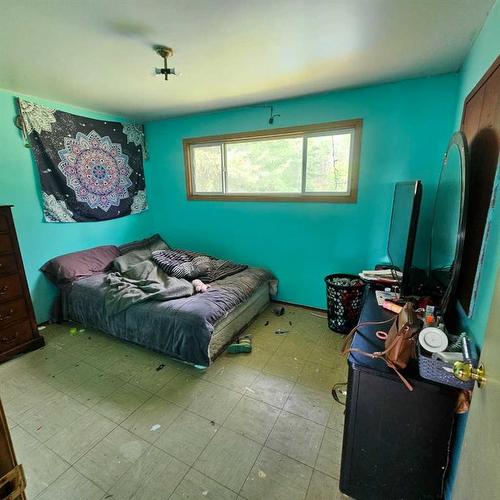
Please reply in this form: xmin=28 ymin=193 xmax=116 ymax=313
xmin=105 ymin=260 xmax=195 ymax=315
xmin=60 ymin=267 xmax=276 ymax=366
xmin=105 ymin=248 xmax=249 ymax=315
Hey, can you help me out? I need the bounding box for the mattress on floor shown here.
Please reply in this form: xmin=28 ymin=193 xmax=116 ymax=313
xmin=60 ymin=267 xmax=276 ymax=366
xmin=209 ymin=282 xmax=270 ymax=360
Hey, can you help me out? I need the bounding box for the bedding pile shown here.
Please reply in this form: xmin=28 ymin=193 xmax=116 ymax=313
xmin=105 ymin=259 xmax=195 ymax=314
xmin=104 ymin=248 xmax=248 ymax=314
xmin=60 ymin=267 xmax=274 ymax=366
xmin=151 ymin=249 xmax=247 ymax=282
xmin=44 ymin=234 xmax=276 ymax=366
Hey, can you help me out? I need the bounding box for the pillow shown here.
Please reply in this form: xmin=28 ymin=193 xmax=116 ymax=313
xmin=118 ymin=234 xmax=169 ymax=255
xmin=41 ymin=245 xmax=120 ymax=285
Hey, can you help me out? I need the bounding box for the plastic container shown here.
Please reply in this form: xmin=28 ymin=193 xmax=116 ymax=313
xmin=324 ymin=274 xmax=366 ymax=334
xmin=418 ymin=334 xmax=478 ymax=390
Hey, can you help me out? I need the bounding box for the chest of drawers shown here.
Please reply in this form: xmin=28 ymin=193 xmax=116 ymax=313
xmin=0 ymin=206 xmax=44 ymax=362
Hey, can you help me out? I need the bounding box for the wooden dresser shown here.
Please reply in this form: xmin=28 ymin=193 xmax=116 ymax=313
xmin=0 ymin=206 xmax=44 ymax=362
xmin=0 ymin=396 xmax=26 ymax=499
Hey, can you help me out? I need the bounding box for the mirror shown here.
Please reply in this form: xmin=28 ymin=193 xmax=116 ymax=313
xmin=429 ymin=132 xmax=468 ymax=314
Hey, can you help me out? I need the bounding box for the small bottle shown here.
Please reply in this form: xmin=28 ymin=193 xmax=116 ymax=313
xmin=424 ymin=305 xmax=435 ymax=326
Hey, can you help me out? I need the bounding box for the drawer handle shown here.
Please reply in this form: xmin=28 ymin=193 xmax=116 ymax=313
xmin=0 ymin=285 xmax=7 ymax=295
xmin=0 ymin=308 xmax=14 ymax=321
xmin=1 ymin=331 xmax=18 ymax=344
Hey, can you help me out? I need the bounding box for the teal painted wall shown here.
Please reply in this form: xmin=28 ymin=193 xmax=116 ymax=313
xmin=0 ymin=90 xmax=155 ymax=322
xmin=445 ymin=3 xmax=499 ymax=498
xmin=454 ymin=0 xmax=500 ymax=347
xmin=145 ymin=74 xmax=459 ymax=308
xmin=0 ymin=75 xmax=461 ymax=322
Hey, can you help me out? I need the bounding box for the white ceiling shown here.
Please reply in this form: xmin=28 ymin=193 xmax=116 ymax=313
xmin=0 ymin=0 xmax=495 ymax=120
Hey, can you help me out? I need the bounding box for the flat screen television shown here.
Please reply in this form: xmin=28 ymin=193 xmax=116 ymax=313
xmin=387 ymin=181 xmax=423 ymax=296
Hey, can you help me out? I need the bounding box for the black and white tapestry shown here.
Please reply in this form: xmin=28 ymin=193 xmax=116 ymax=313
xmin=18 ymin=99 xmax=148 ymax=223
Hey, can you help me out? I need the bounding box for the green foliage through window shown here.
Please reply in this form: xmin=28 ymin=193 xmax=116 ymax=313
xmin=185 ymin=122 xmax=360 ymax=200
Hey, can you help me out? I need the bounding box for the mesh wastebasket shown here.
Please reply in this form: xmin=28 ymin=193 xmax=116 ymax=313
xmin=325 ymin=274 xmax=366 ymax=334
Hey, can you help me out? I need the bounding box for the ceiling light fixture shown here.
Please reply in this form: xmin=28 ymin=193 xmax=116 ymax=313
xmin=153 ymin=45 xmax=178 ymax=80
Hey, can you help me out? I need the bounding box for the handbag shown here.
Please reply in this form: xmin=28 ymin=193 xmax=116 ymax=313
xmin=341 ymin=302 xmax=421 ymax=391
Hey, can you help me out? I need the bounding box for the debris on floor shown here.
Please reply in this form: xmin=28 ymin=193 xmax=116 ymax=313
xmin=1 ymin=303 xmax=346 ymax=498
xmin=272 ymin=306 xmax=285 ymax=316
xmin=274 ymin=329 xmax=289 ymax=335
xmin=69 ymin=327 xmax=78 ymax=336
xmin=311 ymin=312 xmax=328 ymax=319
xmin=37 ymin=325 xmax=46 ymax=331
xmin=78 ymin=328 xmax=86 ymax=333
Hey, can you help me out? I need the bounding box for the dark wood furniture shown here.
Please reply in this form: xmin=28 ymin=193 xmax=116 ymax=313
xmin=457 ymin=56 xmax=499 ymax=313
xmin=0 ymin=206 xmax=44 ymax=363
xmin=0 ymin=396 xmax=26 ymax=499
xmin=339 ymin=289 xmax=458 ymax=500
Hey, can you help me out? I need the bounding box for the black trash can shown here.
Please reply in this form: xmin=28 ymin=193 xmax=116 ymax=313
xmin=324 ymin=274 xmax=366 ymax=334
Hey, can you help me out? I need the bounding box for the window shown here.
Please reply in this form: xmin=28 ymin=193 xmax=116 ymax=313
xmin=183 ymin=119 xmax=362 ymax=202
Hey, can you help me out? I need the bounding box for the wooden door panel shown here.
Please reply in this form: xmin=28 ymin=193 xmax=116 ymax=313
xmin=479 ymin=66 xmax=500 ymax=129
xmin=462 ymin=85 xmax=484 ymax=141
xmin=458 ymin=59 xmax=499 ymax=313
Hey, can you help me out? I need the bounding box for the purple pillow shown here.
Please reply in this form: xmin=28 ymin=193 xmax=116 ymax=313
xmin=41 ymin=245 xmax=120 ymax=285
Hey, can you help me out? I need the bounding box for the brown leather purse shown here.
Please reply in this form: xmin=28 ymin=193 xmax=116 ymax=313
xmin=342 ymin=302 xmax=421 ymax=391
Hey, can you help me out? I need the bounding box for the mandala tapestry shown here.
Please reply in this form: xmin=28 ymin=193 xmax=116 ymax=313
xmin=18 ymin=99 xmax=148 ymax=222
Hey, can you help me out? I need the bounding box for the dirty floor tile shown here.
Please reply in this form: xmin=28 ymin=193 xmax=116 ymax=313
xmin=2 ymin=303 xmax=345 ymax=499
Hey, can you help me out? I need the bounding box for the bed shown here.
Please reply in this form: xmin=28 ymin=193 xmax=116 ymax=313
xmin=44 ymin=236 xmax=276 ymax=367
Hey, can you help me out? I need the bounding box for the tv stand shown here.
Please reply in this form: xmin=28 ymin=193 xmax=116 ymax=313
xmin=339 ymin=287 xmax=458 ymax=499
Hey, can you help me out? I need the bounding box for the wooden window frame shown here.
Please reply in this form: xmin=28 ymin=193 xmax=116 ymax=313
xmin=183 ymin=119 xmax=363 ymax=202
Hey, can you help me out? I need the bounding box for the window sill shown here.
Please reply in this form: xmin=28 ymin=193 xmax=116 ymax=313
xmin=186 ymin=193 xmax=357 ymax=203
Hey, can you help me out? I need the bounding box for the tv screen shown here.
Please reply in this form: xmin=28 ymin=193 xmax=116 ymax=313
xmin=387 ymin=181 xmax=422 ymax=295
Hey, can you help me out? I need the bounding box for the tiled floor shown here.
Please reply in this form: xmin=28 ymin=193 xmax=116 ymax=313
xmin=0 ymin=304 xmax=349 ymax=499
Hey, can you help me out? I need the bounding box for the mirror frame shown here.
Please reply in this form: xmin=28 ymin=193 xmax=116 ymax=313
xmin=429 ymin=131 xmax=469 ymax=315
